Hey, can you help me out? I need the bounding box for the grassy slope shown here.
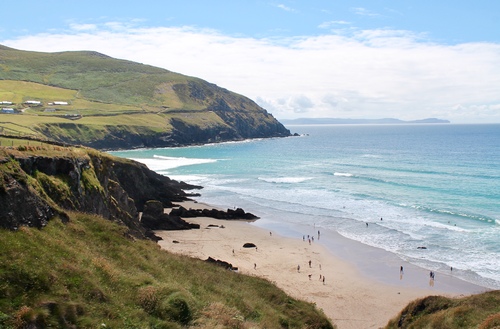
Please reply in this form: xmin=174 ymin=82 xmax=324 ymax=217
xmin=0 ymin=46 xmax=189 ymax=108
xmin=385 ymin=292 xmax=500 ymax=329
xmin=0 ymin=213 xmax=334 ymax=329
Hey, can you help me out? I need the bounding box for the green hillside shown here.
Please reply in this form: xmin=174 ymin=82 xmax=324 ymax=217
xmin=0 ymin=45 xmax=290 ymax=149
xmin=0 ymin=213 xmax=333 ymax=329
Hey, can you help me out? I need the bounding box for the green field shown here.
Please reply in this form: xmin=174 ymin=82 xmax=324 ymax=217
xmin=0 ymin=137 xmax=49 ymax=147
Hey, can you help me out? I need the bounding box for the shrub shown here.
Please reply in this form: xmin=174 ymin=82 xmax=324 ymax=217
xmin=158 ymin=292 xmax=192 ymax=325
xmin=137 ymin=285 xmax=160 ymax=314
xmin=479 ymin=313 xmax=500 ymax=329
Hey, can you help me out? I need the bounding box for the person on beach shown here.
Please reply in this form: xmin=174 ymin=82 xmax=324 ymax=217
xmin=309 ymin=260 xmax=312 ymax=268
xmin=366 ymin=222 xmax=369 ymax=227
xmin=297 ymin=265 xmax=300 ymax=272
xmin=323 ymin=276 xmax=325 ymax=285
xmin=308 ymin=274 xmax=312 ymax=280
xmin=254 ymin=263 xmax=257 ymax=269
xmin=400 ymin=266 xmax=404 ymax=274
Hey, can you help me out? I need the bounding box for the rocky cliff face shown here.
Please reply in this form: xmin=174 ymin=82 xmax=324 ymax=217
xmin=0 ymin=146 xmax=200 ymax=237
xmin=34 ymin=97 xmax=291 ymax=151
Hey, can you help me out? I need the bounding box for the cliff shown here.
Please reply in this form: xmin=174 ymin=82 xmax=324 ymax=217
xmin=0 ymin=46 xmax=290 ymax=150
xmin=0 ymin=145 xmax=201 ymax=237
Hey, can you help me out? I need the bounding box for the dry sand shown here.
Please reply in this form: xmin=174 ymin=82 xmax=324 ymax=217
xmin=156 ymin=201 xmax=488 ymax=329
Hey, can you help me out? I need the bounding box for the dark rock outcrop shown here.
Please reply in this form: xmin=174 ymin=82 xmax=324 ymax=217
xmin=89 ymin=154 xmax=201 ymax=212
xmin=169 ymin=206 xmax=259 ymax=220
xmin=206 ymin=257 xmax=237 ymax=271
xmin=0 ymin=165 xmax=59 ymax=229
xmin=0 ymin=147 xmax=200 ymax=238
xmin=140 ymin=200 xmax=200 ymax=231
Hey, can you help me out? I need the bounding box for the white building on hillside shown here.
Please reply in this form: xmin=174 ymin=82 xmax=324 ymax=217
xmin=24 ymin=100 xmax=42 ymax=105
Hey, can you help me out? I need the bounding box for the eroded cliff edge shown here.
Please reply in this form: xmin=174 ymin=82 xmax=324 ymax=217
xmin=0 ymin=145 xmax=201 ymax=237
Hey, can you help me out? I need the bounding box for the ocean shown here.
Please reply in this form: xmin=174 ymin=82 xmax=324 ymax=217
xmin=110 ymin=124 xmax=500 ymax=290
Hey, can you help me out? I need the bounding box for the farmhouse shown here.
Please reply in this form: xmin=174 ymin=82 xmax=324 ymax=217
xmin=54 ymin=101 xmax=69 ymax=105
xmin=24 ymin=100 xmax=42 ymax=105
xmin=1 ymin=108 xmax=15 ymax=114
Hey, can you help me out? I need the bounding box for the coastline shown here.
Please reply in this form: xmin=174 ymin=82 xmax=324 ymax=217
xmin=251 ymin=216 xmax=489 ymax=295
xmin=156 ymin=201 xmax=489 ymax=329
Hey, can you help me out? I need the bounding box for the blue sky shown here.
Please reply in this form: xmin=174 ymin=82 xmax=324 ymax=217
xmin=2 ymin=1 xmax=500 ymax=123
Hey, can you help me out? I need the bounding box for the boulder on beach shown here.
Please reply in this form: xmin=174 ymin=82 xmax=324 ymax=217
xmin=206 ymin=256 xmax=237 ymax=270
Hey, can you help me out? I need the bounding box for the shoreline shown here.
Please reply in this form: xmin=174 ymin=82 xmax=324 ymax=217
xmin=251 ymin=216 xmax=489 ymax=295
xmin=156 ymin=201 xmax=490 ymax=329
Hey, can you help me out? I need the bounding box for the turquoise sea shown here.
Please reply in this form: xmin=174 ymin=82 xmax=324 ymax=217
xmin=111 ymin=124 xmax=500 ymax=289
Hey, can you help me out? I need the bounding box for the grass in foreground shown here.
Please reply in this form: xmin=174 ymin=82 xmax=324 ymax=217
xmin=0 ymin=213 xmax=334 ymax=329
xmin=385 ymin=292 xmax=500 ymax=329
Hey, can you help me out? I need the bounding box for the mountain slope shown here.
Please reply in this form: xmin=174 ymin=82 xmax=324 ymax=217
xmin=0 ymin=46 xmax=290 ymax=149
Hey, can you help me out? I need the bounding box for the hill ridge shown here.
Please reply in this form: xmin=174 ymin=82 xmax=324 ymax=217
xmin=0 ymin=45 xmax=290 ymax=149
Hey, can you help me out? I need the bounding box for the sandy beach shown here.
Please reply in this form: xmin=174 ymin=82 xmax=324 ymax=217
xmin=156 ymin=201 xmax=489 ymax=329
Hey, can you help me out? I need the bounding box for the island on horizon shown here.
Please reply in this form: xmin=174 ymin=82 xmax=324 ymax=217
xmin=279 ymin=117 xmax=450 ymax=125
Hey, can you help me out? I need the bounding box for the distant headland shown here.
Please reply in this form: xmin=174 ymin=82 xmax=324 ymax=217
xmin=279 ymin=118 xmax=450 ymax=125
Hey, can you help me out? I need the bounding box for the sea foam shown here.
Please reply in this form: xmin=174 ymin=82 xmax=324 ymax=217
xmin=130 ymin=155 xmax=217 ymax=171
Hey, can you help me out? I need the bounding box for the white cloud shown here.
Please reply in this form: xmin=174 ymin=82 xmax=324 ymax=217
xmin=69 ymin=23 xmax=97 ymax=31
xmin=275 ymin=4 xmax=295 ymax=12
xmin=351 ymin=7 xmax=380 ymax=17
xmin=318 ymin=21 xmax=351 ymax=29
xmin=2 ymin=24 xmax=500 ymax=123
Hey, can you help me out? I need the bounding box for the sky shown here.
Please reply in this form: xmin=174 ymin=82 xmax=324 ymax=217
xmin=1 ymin=1 xmax=500 ymax=123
